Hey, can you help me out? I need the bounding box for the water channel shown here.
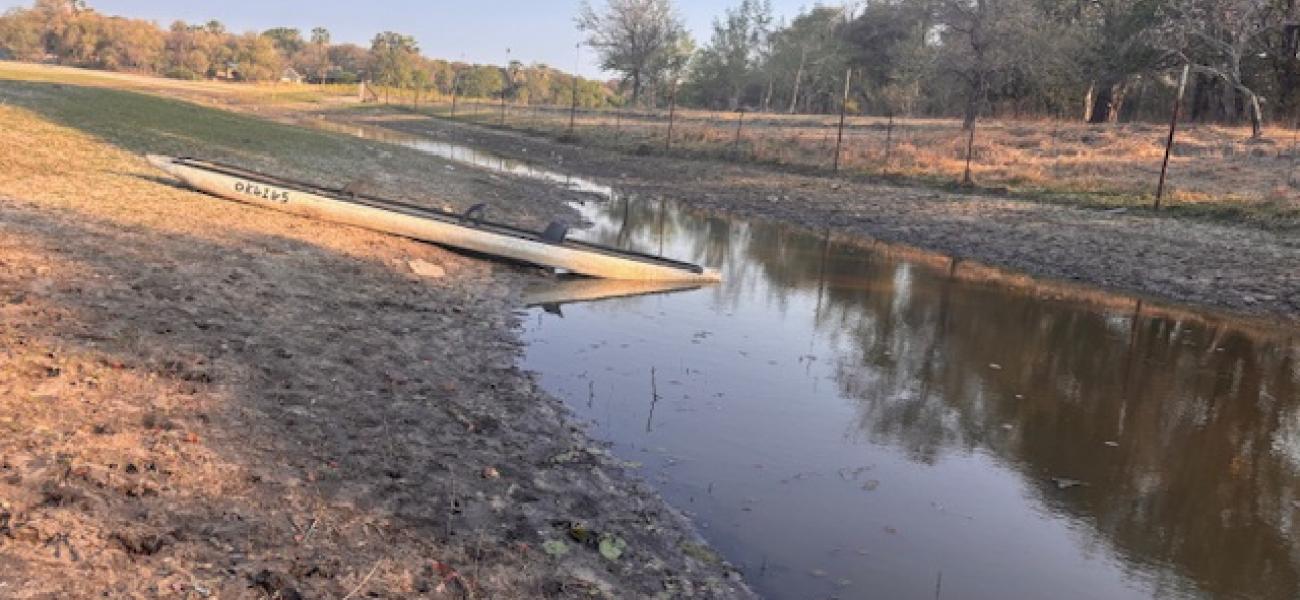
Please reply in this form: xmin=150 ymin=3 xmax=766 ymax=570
xmin=329 ymin=119 xmax=1300 ymax=599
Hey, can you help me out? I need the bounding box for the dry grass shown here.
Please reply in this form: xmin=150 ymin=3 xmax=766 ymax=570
xmin=415 ymin=101 xmax=1300 ymax=229
xmin=0 ymin=61 xmax=357 ymax=111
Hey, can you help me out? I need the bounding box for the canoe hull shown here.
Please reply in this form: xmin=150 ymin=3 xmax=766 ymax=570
xmin=147 ymin=155 xmax=720 ymax=282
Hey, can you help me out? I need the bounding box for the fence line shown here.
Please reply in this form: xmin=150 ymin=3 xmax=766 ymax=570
xmin=369 ymin=96 xmax=1300 ymax=218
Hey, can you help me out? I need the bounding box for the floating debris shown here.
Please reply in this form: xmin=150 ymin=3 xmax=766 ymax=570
xmin=1052 ymin=478 xmax=1088 ymax=490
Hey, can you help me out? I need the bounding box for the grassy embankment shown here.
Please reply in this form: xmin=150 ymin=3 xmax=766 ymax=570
xmin=0 ymin=64 xmax=498 ymax=216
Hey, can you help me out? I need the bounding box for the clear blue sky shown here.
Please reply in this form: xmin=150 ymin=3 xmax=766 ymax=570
xmin=0 ymin=0 xmax=824 ymax=78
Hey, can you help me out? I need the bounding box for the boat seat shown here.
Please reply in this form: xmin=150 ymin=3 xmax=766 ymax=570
xmin=541 ymin=221 xmax=570 ymax=244
xmin=461 ymin=203 xmax=488 ymax=225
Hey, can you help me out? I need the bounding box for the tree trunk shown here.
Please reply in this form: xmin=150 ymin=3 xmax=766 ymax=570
xmin=1089 ymin=81 xmax=1114 ymax=124
xmin=1109 ymin=82 xmax=1127 ymax=123
xmin=1221 ymin=83 xmax=1236 ymax=125
xmin=1244 ymin=86 xmax=1264 ymax=138
xmin=1083 ymin=81 xmax=1096 ymax=122
xmin=788 ymin=47 xmax=806 ymax=114
xmin=630 ymin=70 xmax=643 ymax=107
xmin=963 ymin=88 xmax=979 ymax=130
xmin=763 ymin=76 xmax=773 ymax=113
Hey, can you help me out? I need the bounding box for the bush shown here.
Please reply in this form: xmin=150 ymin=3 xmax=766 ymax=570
xmin=164 ymin=67 xmax=200 ymax=81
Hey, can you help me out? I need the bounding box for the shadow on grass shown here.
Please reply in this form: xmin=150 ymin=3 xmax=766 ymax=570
xmin=0 ymin=79 xmax=374 ymax=180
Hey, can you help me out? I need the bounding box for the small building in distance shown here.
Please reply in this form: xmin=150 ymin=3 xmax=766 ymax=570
xmin=280 ymin=67 xmax=304 ymax=84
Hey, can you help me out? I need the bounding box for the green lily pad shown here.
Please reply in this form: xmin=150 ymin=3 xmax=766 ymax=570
xmin=542 ymin=540 xmax=570 ymax=557
xmin=599 ymin=536 xmax=627 ymax=561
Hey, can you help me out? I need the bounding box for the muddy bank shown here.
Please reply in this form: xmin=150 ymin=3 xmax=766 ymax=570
xmin=347 ymin=111 xmax=1300 ymax=323
xmin=0 ymin=86 xmax=751 ymax=598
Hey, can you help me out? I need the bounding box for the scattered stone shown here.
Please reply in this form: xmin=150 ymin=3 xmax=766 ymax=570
xmin=408 ymin=259 xmax=446 ymax=279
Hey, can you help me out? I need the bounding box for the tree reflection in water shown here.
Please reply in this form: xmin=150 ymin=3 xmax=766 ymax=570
xmin=528 ymin=193 xmax=1299 ymax=600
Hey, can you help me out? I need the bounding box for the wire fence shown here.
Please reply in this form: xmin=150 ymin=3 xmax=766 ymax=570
xmin=375 ymin=96 xmax=1300 ymax=226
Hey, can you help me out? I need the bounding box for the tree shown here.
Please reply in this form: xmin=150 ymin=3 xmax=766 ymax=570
xmin=1068 ymin=0 xmax=1167 ymax=123
xmin=459 ymin=64 xmax=505 ymax=98
xmin=687 ymin=0 xmax=773 ymax=109
xmin=1155 ymin=0 xmax=1277 ymax=137
xmin=309 ymin=26 xmax=330 ymax=46
xmin=0 ymin=8 xmax=46 ymax=60
xmin=262 ymin=26 xmax=303 ymax=58
xmin=843 ymin=0 xmax=937 ymax=116
xmin=765 ymin=7 xmax=851 ymax=114
xmin=577 ymin=0 xmax=690 ymax=105
xmin=369 ymin=32 xmax=420 ymax=100
xmin=328 ymin=42 xmax=369 ymax=81
xmin=229 ymin=31 xmax=281 ymax=81
xmin=294 ymin=27 xmax=333 ymax=83
xmin=936 ymin=0 xmax=1051 ymax=129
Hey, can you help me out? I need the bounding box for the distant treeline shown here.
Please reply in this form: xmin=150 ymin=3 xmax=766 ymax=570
xmin=579 ymin=0 xmax=1300 ymax=136
xmin=0 ymin=0 xmax=617 ymax=107
xmin=8 ymin=0 xmax=1300 ymax=134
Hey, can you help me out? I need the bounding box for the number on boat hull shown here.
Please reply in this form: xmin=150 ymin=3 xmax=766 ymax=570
xmin=233 ymin=181 xmax=290 ymax=204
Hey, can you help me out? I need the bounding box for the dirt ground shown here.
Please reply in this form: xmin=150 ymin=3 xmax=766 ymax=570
xmin=343 ymin=112 xmax=1300 ymax=324
xmin=0 ymin=81 xmax=752 ymax=597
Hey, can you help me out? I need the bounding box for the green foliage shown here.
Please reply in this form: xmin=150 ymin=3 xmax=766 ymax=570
xmin=684 ymin=0 xmax=772 ymax=109
xmin=163 ymin=66 xmax=199 ymax=80
xmin=457 ymin=65 xmax=504 ymax=98
xmin=0 ymin=1 xmax=613 ymax=104
xmin=578 ymin=0 xmax=692 ymax=105
xmin=262 ymin=27 xmax=303 ymax=56
xmin=229 ymin=32 xmax=281 ymax=81
xmin=369 ymin=31 xmax=419 ymax=90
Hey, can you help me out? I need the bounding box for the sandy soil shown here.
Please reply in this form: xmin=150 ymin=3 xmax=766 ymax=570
xmin=0 ymin=90 xmax=751 ymax=597
xmin=348 ymin=112 xmax=1300 ymax=324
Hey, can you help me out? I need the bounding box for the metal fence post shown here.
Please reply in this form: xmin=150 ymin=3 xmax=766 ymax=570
xmin=665 ymin=83 xmax=678 ymax=151
xmin=962 ymin=121 xmax=977 ymax=186
xmin=1156 ymin=64 xmax=1191 ymax=210
xmin=833 ymin=68 xmax=851 ymax=173
xmin=884 ymin=112 xmax=894 ymax=165
xmin=733 ymin=109 xmax=746 ymax=159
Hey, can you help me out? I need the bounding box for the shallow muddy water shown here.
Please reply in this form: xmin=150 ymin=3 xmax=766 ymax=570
xmin=322 ymin=119 xmax=1300 ymax=599
xmin=519 ymin=197 xmax=1300 ymax=600
xmin=309 ymin=118 xmax=614 ymax=198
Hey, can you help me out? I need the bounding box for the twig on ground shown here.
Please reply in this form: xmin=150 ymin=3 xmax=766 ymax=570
xmin=342 ymin=560 xmax=383 ymax=600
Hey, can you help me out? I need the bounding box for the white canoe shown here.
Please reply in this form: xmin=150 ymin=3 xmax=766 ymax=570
xmin=147 ymin=155 xmax=721 ymax=283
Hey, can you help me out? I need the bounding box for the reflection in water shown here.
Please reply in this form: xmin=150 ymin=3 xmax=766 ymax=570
xmin=520 ymin=277 xmax=703 ymax=310
xmin=308 ymin=119 xmax=614 ymax=198
xmin=522 ymin=196 xmax=1300 ymax=600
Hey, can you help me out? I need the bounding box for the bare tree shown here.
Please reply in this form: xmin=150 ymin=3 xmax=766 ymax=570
xmin=577 ymin=0 xmax=689 ymax=106
xmin=1155 ymin=0 xmax=1278 ymax=137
